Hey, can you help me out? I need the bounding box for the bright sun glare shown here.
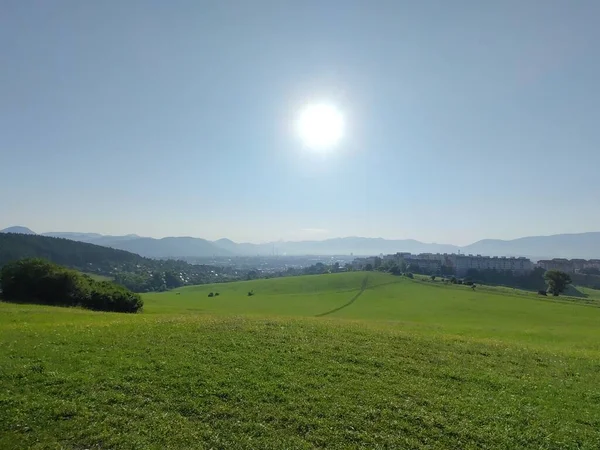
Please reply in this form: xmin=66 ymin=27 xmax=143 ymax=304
xmin=297 ymin=103 xmax=344 ymax=151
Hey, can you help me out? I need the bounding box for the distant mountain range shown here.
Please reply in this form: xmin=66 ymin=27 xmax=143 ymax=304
xmin=2 ymin=226 xmax=600 ymax=260
xmin=1 ymin=226 xmax=36 ymax=235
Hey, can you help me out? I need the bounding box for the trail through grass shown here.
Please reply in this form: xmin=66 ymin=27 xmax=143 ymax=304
xmin=315 ymin=274 xmax=369 ymax=317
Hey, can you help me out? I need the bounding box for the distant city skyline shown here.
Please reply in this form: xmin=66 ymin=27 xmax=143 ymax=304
xmin=2 ymin=1 xmax=600 ymax=245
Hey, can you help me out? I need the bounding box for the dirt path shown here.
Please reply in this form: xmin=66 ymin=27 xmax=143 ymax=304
xmin=315 ymin=275 xmax=369 ymax=317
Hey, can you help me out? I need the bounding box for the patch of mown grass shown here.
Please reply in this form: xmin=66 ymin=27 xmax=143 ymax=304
xmin=0 ymin=306 xmax=599 ymax=448
xmin=2 ymin=272 xmax=600 ymax=448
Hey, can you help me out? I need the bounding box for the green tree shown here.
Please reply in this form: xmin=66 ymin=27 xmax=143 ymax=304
xmin=0 ymin=258 xmax=142 ymax=313
xmin=406 ymin=264 xmax=422 ymax=274
xmin=164 ymin=271 xmax=183 ymax=289
xmin=389 ymin=265 xmax=402 ymax=276
xmin=544 ymin=270 xmax=572 ymax=296
xmin=365 ymin=263 xmax=373 ymax=272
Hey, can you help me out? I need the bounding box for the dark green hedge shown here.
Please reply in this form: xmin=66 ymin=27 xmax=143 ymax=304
xmin=0 ymin=258 xmax=143 ymax=313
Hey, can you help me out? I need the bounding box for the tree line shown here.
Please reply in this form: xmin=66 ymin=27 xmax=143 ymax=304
xmin=0 ymin=258 xmax=143 ymax=312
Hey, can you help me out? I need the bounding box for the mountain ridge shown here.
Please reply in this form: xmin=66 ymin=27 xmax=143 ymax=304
xmin=3 ymin=227 xmax=600 ymax=259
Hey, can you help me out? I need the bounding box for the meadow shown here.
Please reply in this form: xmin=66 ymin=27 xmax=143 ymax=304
xmin=1 ymin=272 xmax=600 ymax=449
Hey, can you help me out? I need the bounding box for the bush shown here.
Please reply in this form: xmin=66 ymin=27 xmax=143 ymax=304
xmin=0 ymin=258 xmax=142 ymax=313
xmin=405 ymin=272 xmax=414 ymax=279
xmin=389 ymin=265 xmax=402 ymax=276
xmin=84 ymin=281 xmax=143 ymax=313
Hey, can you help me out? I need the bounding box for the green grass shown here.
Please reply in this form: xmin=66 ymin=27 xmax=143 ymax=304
xmin=2 ymin=272 xmax=600 ymax=448
xmin=82 ymin=272 xmax=112 ymax=282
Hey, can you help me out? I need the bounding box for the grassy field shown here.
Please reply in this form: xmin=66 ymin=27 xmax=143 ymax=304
xmin=2 ymin=272 xmax=600 ymax=449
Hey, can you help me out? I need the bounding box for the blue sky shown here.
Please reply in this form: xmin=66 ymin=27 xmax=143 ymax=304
xmin=1 ymin=0 xmax=599 ymax=245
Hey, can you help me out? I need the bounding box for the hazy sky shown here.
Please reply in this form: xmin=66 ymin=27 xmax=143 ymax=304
xmin=2 ymin=1 xmax=599 ymax=245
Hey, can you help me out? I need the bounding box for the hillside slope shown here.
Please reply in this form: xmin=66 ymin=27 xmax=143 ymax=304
xmin=2 ymin=273 xmax=599 ymax=448
xmin=0 ymin=233 xmax=244 ymax=291
xmin=0 ymin=232 xmax=143 ymax=268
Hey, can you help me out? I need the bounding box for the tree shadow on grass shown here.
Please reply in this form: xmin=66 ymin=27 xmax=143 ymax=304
xmin=564 ymin=285 xmax=589 ymax=298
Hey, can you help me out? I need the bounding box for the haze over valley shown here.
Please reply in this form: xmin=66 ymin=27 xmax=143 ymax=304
xmin=2 ymin=226 xmax=600 ymax=260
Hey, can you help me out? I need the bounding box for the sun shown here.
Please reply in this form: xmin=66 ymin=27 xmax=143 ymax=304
xmin=297 ymin=103 xmax=344 ymax=150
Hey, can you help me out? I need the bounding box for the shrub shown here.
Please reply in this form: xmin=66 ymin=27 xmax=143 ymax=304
xmin=84 ymin=281 xmax=143 ymax=313
xmin=405 ymin=272 xmax=414 ymax=279
xmin=0 ymin=258 xmax=142 ymax=313
xmin=389 ymin=265 xmax=402 ymax=276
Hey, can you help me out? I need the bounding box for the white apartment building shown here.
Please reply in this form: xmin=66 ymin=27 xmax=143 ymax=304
xmin=401 ymin=252 xmax=533 ymax=276
xmin=447 ymin=254 xmax=533 ymax=276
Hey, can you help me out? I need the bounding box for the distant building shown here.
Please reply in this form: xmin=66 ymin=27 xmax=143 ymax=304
xmin=448 ymin=254 xmax=533 ymax=276
xmin=537 ymin=258 xmax=600 ymax=274
xmin=352 ymin=252 xmax=533 ymax=276
xmin=405 ymin=258 xmax=442 ymax=273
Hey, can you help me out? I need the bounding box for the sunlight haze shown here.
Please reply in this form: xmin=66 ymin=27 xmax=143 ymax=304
xmin=1 ymin=1 xmax=600 ymax=244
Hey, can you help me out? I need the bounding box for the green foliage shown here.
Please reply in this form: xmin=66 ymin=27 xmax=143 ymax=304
xmin=389 ymin=265 xmax=402 ymax=276
xmin=303 ymin=263 xmax=328 ymax=275
xmin=364 ymin=263 xmax=373 ymax=272
xmin=0 ymin=258 xmax=142 ymax=313
xmin=406 ymin=263 xmax=422 ymax=274
xmin=465 ymin=267 xmax=546 ymax=291
xmin=571 ymin=272 xmax=600 ymax=290
xmin=0 ymin=233 xmax=141 ymax=269
xmin=544 ymin=270 xmax=572 ymax=296
xmin=405 ymin=272 xmax=414 ymax=279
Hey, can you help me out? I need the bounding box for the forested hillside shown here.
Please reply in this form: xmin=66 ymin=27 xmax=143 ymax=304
xmin=0 ymin=233 xmax=142 ymax=268
xmin=0 ymin=233 xmax=246 ymax=292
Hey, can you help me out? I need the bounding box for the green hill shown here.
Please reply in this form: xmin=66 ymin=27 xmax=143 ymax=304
xmin=0 ymin=233 xmax=246 ymax=291
xmin=0 ymin=232 xmax=144 ymax=268
xmin=1 ymin=272 xmax=600 ymax=448
xmin=145 ymin=272 xmax=600 ymax=351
